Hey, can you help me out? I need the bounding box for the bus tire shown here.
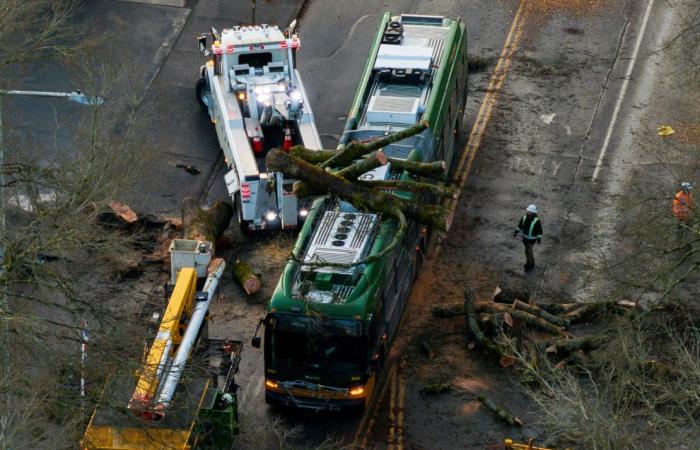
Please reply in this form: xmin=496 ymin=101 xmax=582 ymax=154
xmin=195 ymin=77 xmax=211 ymax=112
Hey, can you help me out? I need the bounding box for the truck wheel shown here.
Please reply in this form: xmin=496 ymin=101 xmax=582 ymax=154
xmin=195 ymin=77 xmax=211 ymax=112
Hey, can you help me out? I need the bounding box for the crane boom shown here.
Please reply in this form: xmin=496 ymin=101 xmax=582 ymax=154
xmin=81 ymin=239 xmax=240 ymax=449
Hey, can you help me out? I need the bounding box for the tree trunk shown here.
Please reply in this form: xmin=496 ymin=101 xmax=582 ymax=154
xmin=512 ymin=299 xmax=570 ymax=329
xmin=266 ymin=149 xmax=452 ymax=232
xmin=231 ymin=259 xmax=261 ymax=295
xmin=289 ymin=145 xmax=335 ymax=164
xmin=181 ymin=198 xmax=234 ymax=254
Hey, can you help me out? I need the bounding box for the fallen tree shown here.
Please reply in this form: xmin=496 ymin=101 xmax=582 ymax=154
xmin=181 ymin=198 xmax=233 ymax=254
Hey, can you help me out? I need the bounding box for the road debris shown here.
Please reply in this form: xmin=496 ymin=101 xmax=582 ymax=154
xmin=657 ymin=125 xmax=675 ymax=136
xmin=477 ymin=394 xmax=524 ymax=427
xmin=419 ymin=382 xmax=451 ymax=396
xmin=175 ymin=163 xmax=202 ymax=175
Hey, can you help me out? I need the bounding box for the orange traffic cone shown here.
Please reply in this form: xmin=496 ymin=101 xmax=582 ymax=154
xmin=252 ymin=128 xmax=263 ymax=154
xmin=282 ymin=127 xmax=292 ymax=152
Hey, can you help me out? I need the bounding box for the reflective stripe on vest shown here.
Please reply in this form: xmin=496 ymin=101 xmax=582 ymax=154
xmin=522 ymin=215 xmax=540 ymax=240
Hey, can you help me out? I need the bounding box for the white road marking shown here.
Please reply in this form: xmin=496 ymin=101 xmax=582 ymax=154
xmin=540 ymin=113 xmax=556 ymax=124
xmin=591 ymin=0 xmax=656 ymax=182
xmin=328 ymin=14 xmax=373 ymax=58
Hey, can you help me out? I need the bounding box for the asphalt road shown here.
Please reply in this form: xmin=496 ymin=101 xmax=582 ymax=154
xmin=3 ymin=0 xmax=693 ymax=448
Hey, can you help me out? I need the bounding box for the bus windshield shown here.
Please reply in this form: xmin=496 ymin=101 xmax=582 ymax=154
xmin=265 ymin=314 xmax=365 ymax=378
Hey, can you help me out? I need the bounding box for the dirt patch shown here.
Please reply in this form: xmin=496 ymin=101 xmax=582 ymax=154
xmin=671 ymin=122 xmax=700 ymax=146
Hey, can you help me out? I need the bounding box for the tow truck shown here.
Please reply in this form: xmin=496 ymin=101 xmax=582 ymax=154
xmin=195 ymin=22 xmax=323 ymax=235
xmin=81 ymin=239 xmax=241 ymax=449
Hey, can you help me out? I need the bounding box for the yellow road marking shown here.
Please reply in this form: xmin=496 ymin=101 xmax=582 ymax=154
xmin=387 ymin=369 xmax=398 ymax=450
xmin=354 ymin=365 xmax=395 ymax=449
xmin=396 ymin=372 xmax=405 ymax=450
xmin=436 ymin=0 xmax=527 ymax=258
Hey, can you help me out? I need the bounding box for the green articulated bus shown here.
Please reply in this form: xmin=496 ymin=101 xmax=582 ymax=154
xmin=259 ymin=13 xmax=468 ymax=411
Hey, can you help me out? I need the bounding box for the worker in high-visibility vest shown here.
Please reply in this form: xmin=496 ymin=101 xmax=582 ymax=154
xmin=673 ymin=182 xmax=693 ymax=242
xmin=513 ymin=204 xmax=543 ymax=272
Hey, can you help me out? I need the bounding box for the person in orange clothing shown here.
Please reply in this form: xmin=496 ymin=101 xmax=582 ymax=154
xmin=673 ymin=182 xmax=693 ymax=242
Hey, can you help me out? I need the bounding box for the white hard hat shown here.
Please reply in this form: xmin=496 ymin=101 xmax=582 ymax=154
xmin=682 ymin=182 xmax=693 ymax=192
xmin=526 ymin=204 xmax=537 ymax=214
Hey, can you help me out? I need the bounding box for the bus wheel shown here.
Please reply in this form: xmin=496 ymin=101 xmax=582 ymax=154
xmin=195 ymin=77 xmax=211 ymax=112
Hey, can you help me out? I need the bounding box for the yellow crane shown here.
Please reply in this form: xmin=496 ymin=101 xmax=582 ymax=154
xmin=81 ymin=239 xmax=240 ymax=449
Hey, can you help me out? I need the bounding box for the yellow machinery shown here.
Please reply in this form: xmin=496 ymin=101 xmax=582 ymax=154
xmin=81 ymin=239 xmax=240 ymax=449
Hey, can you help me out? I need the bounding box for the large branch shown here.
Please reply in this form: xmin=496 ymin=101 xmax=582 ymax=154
xmin=266 ymin=149 xmax=452 ymax=232
xmin=290 ymin=146 xmax=447 ymax=180
xmin=320 ymin=120 xmax=429 ymax=169
xmin=336 ymin=150 xmax=388 ymax=180
xmin=387 ymin=158 xmax=447 ymax=180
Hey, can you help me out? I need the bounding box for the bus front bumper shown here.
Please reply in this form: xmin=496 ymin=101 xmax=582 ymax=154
xmin=265 ymin=389 xmax=364 ymax=411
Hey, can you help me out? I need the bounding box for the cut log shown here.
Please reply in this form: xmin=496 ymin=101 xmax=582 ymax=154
xmin=181 ymin=198 xmax=234 ymax=254
xmin=336 ymin=150 xmax=388 ymax=180
xmin=561 ymin=301 xmax=621 ymax=323
xmin=479 ymin=303 xmax=568 ymax=336
xmin=465 ymin=289 xmax=505 ymax=356
xmin=477 ymin=394 xmax=524 ymax=426
xmin=266 ymin=149 xmax=452 ymax=232
xmin=512 ymin=299 xmax=570 ymax=329
xmin=431 ymin=302 xmax=465 ymax=317
xmin=492 ymin=286 xmax=530 ymax=304
xmin=231 ymin=259 xmax=261 ymax=295
xmin=533 ymin=302 xmax=581 ymax=315
xmin=541 ymin=335 xmax=605 ymax=355
xmin=108 ymin=200 xmax=138 ymax=224
xmin=321 ymin=120 xmax=428 ymax=169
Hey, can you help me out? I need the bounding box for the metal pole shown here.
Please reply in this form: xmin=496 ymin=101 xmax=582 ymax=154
xmin=0 ymin=89 xmax=71 ymax=98
xmin=155 ymin=259 xmax=226 ymax=408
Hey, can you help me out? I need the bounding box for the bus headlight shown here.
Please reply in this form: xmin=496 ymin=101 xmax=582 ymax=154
xmin=265 ymin=379 xmax=278 ymax=389
xmin=348 ymin=385 xmax=364 ymax=397
xmin=299 ymin=208 xmax=309 ymax=218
